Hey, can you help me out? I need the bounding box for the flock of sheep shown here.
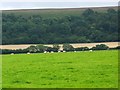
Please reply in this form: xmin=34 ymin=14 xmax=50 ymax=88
xmin=10 ymin=50 xmax=93 ymax=55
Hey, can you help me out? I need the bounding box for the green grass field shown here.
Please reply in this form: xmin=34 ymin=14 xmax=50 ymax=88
xmin=2 ymin=50 xmax=118 ymax=88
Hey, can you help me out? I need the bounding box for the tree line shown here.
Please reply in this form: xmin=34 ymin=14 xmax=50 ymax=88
xmin=2 ymin=8 xmax=119 ymax=45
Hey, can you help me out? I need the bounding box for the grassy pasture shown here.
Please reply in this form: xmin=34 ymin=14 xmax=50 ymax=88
xmin=2 ymin=50 xmax=118 ymax=88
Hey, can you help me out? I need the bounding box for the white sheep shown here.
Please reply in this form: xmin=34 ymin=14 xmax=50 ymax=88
xmin=58 ymin=51 xmax=61 ymax=53
xmin=11 ymin=53 xmax=14 ymax=55
xmin=89 ymin=50 xmax=93 ymax=52
xmin=27 ymin=52 xmax=30 ymax=54
xmin=51 ymin=51 xmax=54 ymax=53
xmin=44 ymin=51 xmax=47 ymax=53
xmin=63 ymin=51 xmax=66 ymax=52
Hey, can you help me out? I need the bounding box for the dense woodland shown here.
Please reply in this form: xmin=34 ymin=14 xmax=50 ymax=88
xmin=2 ymin=7 xmax=119 ymax=45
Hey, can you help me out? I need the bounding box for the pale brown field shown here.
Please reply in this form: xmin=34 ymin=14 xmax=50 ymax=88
xmin=0 ymin=42 xmax=119 ymax=50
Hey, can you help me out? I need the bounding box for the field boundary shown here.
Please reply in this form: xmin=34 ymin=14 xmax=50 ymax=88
xmin=0 ymin=42 xmax=119 ymax=50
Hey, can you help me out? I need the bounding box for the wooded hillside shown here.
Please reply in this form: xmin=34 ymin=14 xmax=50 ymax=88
xmin=2 ymin=7 xmax=119 ymax=45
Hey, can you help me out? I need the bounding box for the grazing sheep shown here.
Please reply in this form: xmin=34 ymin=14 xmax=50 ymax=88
xmin=11 ymin=53 xmax=14 ymax=55
xmin=44 ymin=51 xmax=47 ymax=53
xmin=27 ymin=52 xmax=30 ymax=54
xmin=51 ymin=51 xmax=54 ymax=53
xmin=58 ymin=51 xmax=61 ymax=53
xmin=89 ymin=50 xmax=93 ymax=52
xmin=63 ymin=51 xmax=66 ymax=52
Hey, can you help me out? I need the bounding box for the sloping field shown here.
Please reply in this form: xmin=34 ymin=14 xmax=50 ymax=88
xmin=0 ymin=42 xmax=119 ymax=50
xmin=2 ymin=50 xmax=118 ymax=88
xmin=3 ymin=6 xmax=117 ymax=18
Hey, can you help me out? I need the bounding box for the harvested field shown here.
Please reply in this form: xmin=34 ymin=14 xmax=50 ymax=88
xmin=0 ymin=42 xmax=119 ymax=50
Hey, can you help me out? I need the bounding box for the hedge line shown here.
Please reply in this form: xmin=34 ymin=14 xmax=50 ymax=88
xmin=0 ymin=44 xmax=119 ymax=54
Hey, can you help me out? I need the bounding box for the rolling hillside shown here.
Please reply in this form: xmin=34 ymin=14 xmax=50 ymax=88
xmin=2 ymin=6 xmax=118 ymax=18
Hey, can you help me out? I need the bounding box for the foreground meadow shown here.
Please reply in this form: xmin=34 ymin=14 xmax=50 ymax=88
xmin=2 ymin=50 xmax=118 ymax=88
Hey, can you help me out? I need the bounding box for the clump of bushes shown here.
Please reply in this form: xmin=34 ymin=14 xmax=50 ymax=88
xmin=115 ymin=46 xmax=120 ymax=49
xmin=91 ymin=44 xmax=109 ymax=50
xmin=75 ymin=47 xmax=89 ymax=51
xmin=46 ymin=45 xmax=60 ymax=52
xmin=63 ymin=44 xmax=74 ymax=52
xmin=0 ymin=49 xmax=29 ymax=54
xmin=27 ymin=45 xmax=48 ymax=53
xmin=110 ymin=46 xmax=120 ymax=50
